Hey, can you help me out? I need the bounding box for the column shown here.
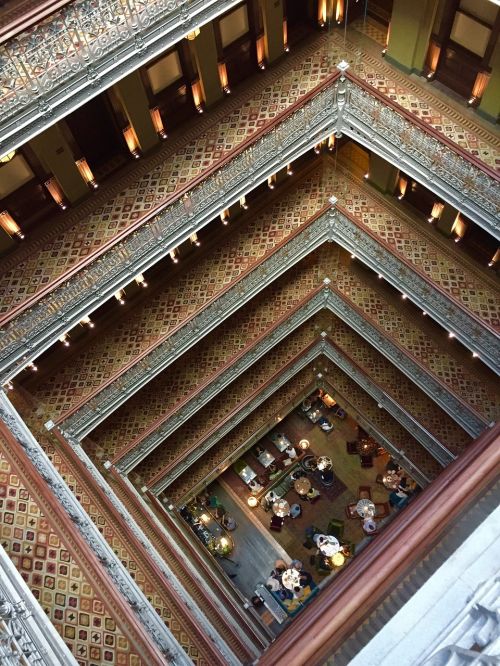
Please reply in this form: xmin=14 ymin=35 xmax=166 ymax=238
xmin=386 ymin=0 xmax=440 ymax=74
xmin=367 ymin=153 xmax=399 ymax=194
xmin=113 ymin=70 xmax=159 ymax=153
xmin=189 ymin=23 xmax=223 ymax=108
xmin=29 ymin=124 xmax=89 ymax=204
xmin=260 ymin=0 xmax=284 ymax=64
xmin=478 ymin=41 xmax=500 ymax=123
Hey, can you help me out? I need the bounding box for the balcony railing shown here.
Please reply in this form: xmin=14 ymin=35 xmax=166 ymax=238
xmin=0 ymin=0 xmax=243 ymax=156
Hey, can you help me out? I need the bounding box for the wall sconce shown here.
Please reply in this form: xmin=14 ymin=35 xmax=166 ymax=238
xmin=488 ymin=248 xmax=499 ymax=268
xmin=283 ymin=18 xmax=289 ymax=52
xmin=114 ymin=289 xmax=126 ymax=304
xmin=218 ymin=62 xmax=230 ymax=94
xmin=169 ymin=248 xmax=180 ymax=263
xmin=425 ymin=40 xmax=440 ymax=80
xmin=363 ymin=172 xmax=369 ymax=180
xmin=189 ymin=232 xmax=201 ymax=247
xmin=75 ymin=158 xmax=98 ymax=189
xmin=3 ymin=380 xmax=14 ymax=391
xmin=185 ymin=28 xmax=200 ymax=41
xmin=27 ymin=362 xmax=38 ymax=372
xmin=428 ymin=202 xmax=444 ymax=223
xmin=468 ymin=71 xmax=490 ymax=106
xmin=220 ymin=209 xmax=230 ymax=225
xmin=191 ymin=80 xmax=204 ymax=113
xmin=317 ymin=0 xmax=327 ymax=26
xmin=79 ymin=315 xmax=95 ymax=328
xmin=451 ymin=213 xmax=467 ymax=243
xmin=0 ymin=211 xmax=24 ymax=239
xmin=267 ymin=174 xmax=276 ymax=190
xmin=286 ymin=163 xmax=293 ymax=176
xmin=328 ymin=135 xmax=335 ymax=151
xmin=313 ymin=142 xmax=323 ymax=154
xmin=123 ymin=126 xmax=140 ymax=158
xmin=59 ymin=333 xmax=70 ymax=347
xmin=335 ymin=0 xmax=344 ymax=24
xmin=150 ymin=107 xmax=167 ymax=139
xmin=239 ymin=195 xmax=248 ymax=209
xmin=134 ymin=273 xmax=148 ymax=288
xmin=45 ymin=177 xmax=67 ymax=210
xmin=397 ymin=176 xmax=408 ymax=200
xmin=256 ymin=35 xmax=266 ymax=69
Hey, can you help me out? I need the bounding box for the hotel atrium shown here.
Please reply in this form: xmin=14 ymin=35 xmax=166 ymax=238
xmin=0 ymin=0 xmax=499 ymax=664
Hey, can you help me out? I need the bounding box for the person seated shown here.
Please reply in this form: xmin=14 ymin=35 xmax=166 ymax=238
xmin=290 ymin=559 xmax=303 ymax=571
xmin=306 ymin=487 xmax=321 ymax=501
xmin=248 ymin=478 xmax=263 ymax=494
xmin=285 ymin=444 xmax=298 ymax=459
xmin=362 ymin=517 xmax=377 ymax=534
xmin=293 ymin=586 xmax=305 ymax=601
xmin=268 ymin=463 xmax=280 ymax=480
xmin=298 ymin=569 xmax=313 ymax=587
xmin=290 ymin=503 xmax=302 ymax=519
xmin=222 ymin=514 xmax=237 ymax=531
xmin=263 ymin=489 xmax=278 ymax=510
xmin=265 ymin=577 xmax=281 ymax=592
xmin=318 ymin=417 xmax=334 ymax=432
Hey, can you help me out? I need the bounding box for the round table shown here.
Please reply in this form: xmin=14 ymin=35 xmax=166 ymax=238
xmin=356 ymin=438 xmax=378 ymax=455
xmin=356 ymin=499 xmax=376 ymax=518
xmin=316 ymin=456 xmax=333 ymax=471
xmin=272 ymin=499 xmax=290 ymax=517
xmin=382 ymin=472 xmax=400 ymax=490
xmin=294 ymin=477 xmax=311 ymax=495
xmin=281 ymin=568 xmax=301 ymax=591
xmin=317 ymin=534 xmax=340 ymax=557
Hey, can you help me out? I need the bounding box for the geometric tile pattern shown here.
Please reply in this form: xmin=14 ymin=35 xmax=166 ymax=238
xmin=86 ymin=266 xmax=322 ymax=461
xmin=134 ymin=317 xmax=324 ymax=485
xmin=11 ymin=398 xmax=212 ymax=666
xmin=0 ymin=28 xmax=498 ymax=318
xmin=0 ymin=445 xmax=142 ymax=666
xmin=29 ymin=164 xmax=333 ymax=421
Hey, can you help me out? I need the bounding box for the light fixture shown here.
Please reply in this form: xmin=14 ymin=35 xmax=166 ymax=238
xmin=314 ymin=142 xmax=322 ymax=154
xmin=186 ymin=28 xmax=200 ymax=40
xmin=169 ymin=248 xmax=179 ymax=263
xmin=247 ymin=496 xmax=258 ymax=508
xmin=189 ymin=232 xmax=201 ymax=247
xmin=316 ymin=456 xmax=332 ymax=471
xmin=422 ymin=311 xmax=427 ymax=316
xmin=0 ymin=211 xmax=24 ymax=239
xmin=472 ymin=352 xmax=478 ymax=358
xmin=0 ymin=150 xmax=15 ymax=163
xmin=328 ymin=135 xmax=335 ymax=151
xmin=114 ymin=289 xmax=126 ymax=304
xmin=331 ymin=552 xmax=345 ymax=567
xmin=45 ymin=177 xmax=67 ymax=210
xmin=397 ymin=176 xmax=408 ymax=200
xmin=286 ymin=163 xmax=293 ymax=176
xmin=239 ymin=195 xmax=248 ymax=210
xmin=256 ymin=36 xmax=266 ymax=69
xmin=488 ymin=248 xmax=499 ymax=268
xmin=351 ymin=254 xmax=356 ymax=259
xmin=283 ymin=18 xmax=289 ymax=52
xmin=27 ymin=362 xmax=38 ymax=372
xmin=134 ymin=273 xmax=148 ymax=288
xmin=80 ymin=315 xmax=95 ymax=328
xmin=401 ymin=294 xmax=407 ymax=300
xmin=59 ymin=333 xmax=70 ymax=347
xmin=122 ymin=126 xmax=140 ymax=158
xmin=298 ymin=439 xmax=310 ymax=450
xmin=364 ymin=172 xmax=369 ymax=180
xmin=191 ymin=80 xmax=204 ymax=113
xmin=448 ymin=332 xmax=455 ymax=339
xmin=220 ymin=209 xmax=230 ymax=225
xmin=428 ymin=202 xmax=444 ymax=223
xmin=378 ymin=274 xmax=383 ymax=279
xmin=267 ymin=174 xmax=276 ymax=190
xmin=3 ymin=381 xmax=14 ymax=391
xmin=200 ymin=513 xmax=209 ymax=523
xmin=150 ymin=107 xmax=167 ymax=139
xmin=76 ymin=158 xmax=98 ymax=189
xmin=218 ymin=62 xmax=230 ymax=94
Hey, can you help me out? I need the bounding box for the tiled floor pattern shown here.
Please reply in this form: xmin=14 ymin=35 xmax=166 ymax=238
xmin=10 ymin=396 xmax=214 ymax=666
xmin=0 ymin=444 xmax=143 ymax=666
xmin=136 ymin=311 xmax=469 ymax=490
xmin=350 ymin=16 xmax=387 ymax=47
xmin=1 ymin=26 xmax=498 ymax=319
xmin=28 ymin=162 xmax=497 ymax=425
xmin=29 ymin=165 xmax=334 ymax=420
xmin=135 ymin=318 xmax=324 ymax=485
xmin=86 ymin=266 xmax=323 ymax=462
xmin=165 ymin=359 xmax=442 ymax=504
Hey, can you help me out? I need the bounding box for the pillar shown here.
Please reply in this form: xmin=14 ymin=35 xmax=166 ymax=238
xmin=435 ymin=203 xmax=458 ymax=237
xmin=386 ymin=0 xmax=440 ymax=74
xmin=29 ymin=124 xmax=89 ymax=204
xmin=189 ymin=23 xmax=223 ymax=108
xmin=367 ymin=153 xmax=399 ymax=194
xmin=478 ymin=41 xmax=500 ymax=123
xmin=113 ymin=70 xmax=159 ymax=153
xmin=260 ymin=0 xmax=284 ymax=65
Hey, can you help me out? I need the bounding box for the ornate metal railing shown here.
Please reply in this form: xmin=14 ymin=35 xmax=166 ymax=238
xmin=0 ymin=77 xmax=339 ymax=380
xmin=0 ymin=0 xmax=243 ymax=156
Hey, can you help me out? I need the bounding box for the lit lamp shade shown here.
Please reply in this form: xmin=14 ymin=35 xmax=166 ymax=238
xmin=331 ymin=552 xmax=345 ymax=567
xmin=298 ymin=439 xmax=310 ymax=451
xmin=247 ymin=496 xmax=258 ymax=508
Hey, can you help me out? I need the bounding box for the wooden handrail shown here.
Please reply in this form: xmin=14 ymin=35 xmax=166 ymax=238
xmin=336 ymin=203 xmax=499 ymax=336
xmin=345 ymin=70 xmax=500 ymax=182
xmin=258 ymin=422 xmax=500 ymax=666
